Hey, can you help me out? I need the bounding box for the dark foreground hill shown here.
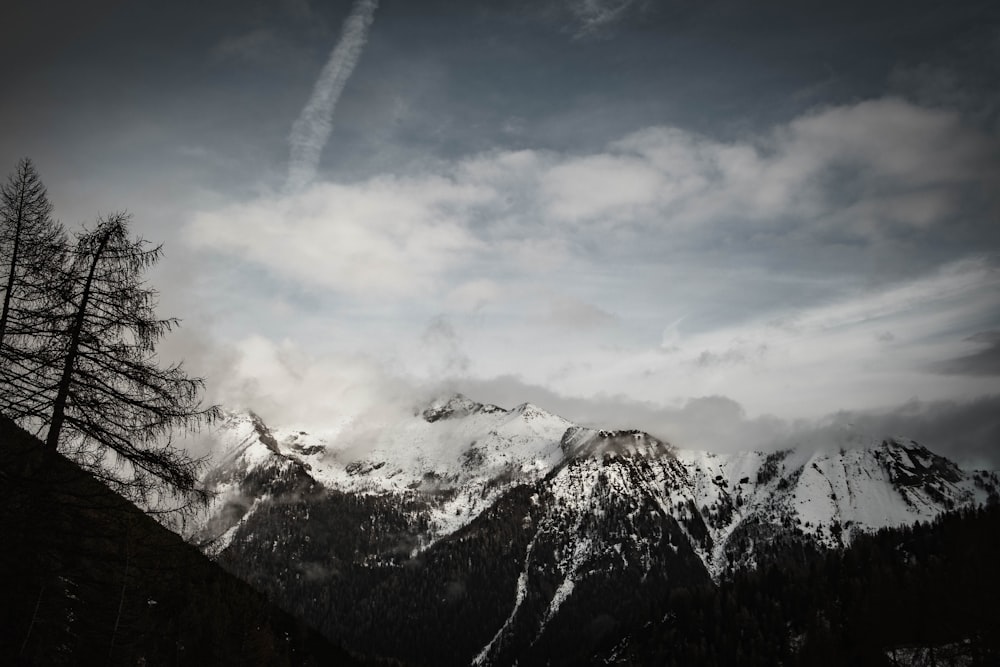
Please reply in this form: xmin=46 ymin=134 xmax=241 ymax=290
xmin=0 ymin=417 xmax=363 ymax=666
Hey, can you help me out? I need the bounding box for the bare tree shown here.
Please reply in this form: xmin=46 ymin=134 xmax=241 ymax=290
xmin=43 ymin=213 xmax=218 ymax=506
xmin=0 ymin=158 xmax=66 ymax=422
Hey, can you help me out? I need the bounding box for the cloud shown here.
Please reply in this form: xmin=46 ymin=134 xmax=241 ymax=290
xmin=446 ymin=279 xmax=503 ymax=312
xmin=565 ymin=257 xmax=1000 ymax=418
xmin=786 ymin=395 xmax=1000 ymax=471
xmin=191 ymin=333 xmax=425 ymax=433
xmin=287 ymin=0 xmax=379 ymax=191
xmin=186 ymin=176 xmax=490 ymax=297
xmin=191 ymin=97 xmax=997 ymax=300
xmin=563 ymin=0 xmax=647 ymax=38
xmin=420 ymin=315 xmax=471 ymax=377
xmin=545 ymin=297 xmax=617 ymax=330
xmin=607 ymin=98 xmax=997 ymax=238
xmin=541 ymin=153 xmax=662 ymax=222
xmin=695 ymin=341 xmax=768 ymax=368
xmin=933 ymin=331 xmax=1000 ymax=376
xmin=401 ymin=256 xmax=996 ymax=425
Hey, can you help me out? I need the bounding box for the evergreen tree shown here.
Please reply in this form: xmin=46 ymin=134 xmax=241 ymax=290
xmin=0 ymin=158 xmax=66 ymax=422
xmin=43 ymin=212 xmax=217 ymax=506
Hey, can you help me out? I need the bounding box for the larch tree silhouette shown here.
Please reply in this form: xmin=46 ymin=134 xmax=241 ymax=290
xmin=0 ymin=158 xmax=66 ymax=422
xmin=41 ymin=212 xmax=218 ymax=506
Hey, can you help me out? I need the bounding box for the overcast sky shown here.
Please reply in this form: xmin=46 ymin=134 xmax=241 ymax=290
xmin=2 ymin=0 xmax=998 ymax=464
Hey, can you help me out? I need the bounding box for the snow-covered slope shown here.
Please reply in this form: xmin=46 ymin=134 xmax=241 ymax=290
xmin=289 ymin=395 xmax=572 ymax=495
xmin=192 ymin=411 xmax=309 ymax=555
xmin=677 ymin=439 xmax=995 ymax=574
xmin=191 ymin=395 xmax=575 ymax=550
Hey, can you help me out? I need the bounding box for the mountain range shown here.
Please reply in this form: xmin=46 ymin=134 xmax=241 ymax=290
xmin=188 ymin=394 xmax=1000 ymax=665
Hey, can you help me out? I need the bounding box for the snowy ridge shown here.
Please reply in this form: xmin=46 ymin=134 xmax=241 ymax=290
xmin=191 ymin=396 xmax=575 ymax=547
xmin=192 ymin=411 xmax=304 ymax=555
xmin=190 ymin=395 xmax=999 ymax=581
xmin=276 ymin=395 xmax=571 ymax=492
xmin=674 ymin=438 xmax=995 ymax=575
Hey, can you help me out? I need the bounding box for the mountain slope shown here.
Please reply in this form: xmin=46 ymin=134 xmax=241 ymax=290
xmin=600 ymin=503 xmax=1000 ymax=666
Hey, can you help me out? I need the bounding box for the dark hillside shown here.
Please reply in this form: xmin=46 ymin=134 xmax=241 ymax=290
xmin=0 ymin=416 xmax=363 ymax=666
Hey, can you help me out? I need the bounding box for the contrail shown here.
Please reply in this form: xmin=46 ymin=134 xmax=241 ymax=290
xmin=286 ymin=0 xmax=379 ymax=191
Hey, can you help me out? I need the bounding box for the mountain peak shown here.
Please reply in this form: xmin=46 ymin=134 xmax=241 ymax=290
xmin=511 ymin=402 xmax=550 ymax=419
xmin=422 ymin=393 xmax=504 ymax=423
xmin=876 ymin=437 xmax=963 ymax=485
xmin=561 ymin=425 xmax=673 ymax=460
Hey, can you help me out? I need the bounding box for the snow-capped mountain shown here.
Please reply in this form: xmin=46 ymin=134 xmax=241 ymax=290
xmin=187 ymin=395 xmax=999 ymax=665
xmin=192 ymin=396 xmax=576 ymax=553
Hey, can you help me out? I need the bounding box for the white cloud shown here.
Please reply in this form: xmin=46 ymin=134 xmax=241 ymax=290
xmin=205 ymin=334 xmax=423 ymax=431
xmin=189 ymin=97 xmax=995 ymax=302
xmin=541 ymin=154 xmax=661 ymax=223
xmin=784 ymin=97 xmax=984 ymax=184
xmin=525 ymin=257 xmax=1000 ymax=419
xmin=446 ymin=279 xmax=503 ymax=311
xmin=186 ymin=176 xmax=491 ymax=297
xmin=544 ymin=296 xmax=618 ymax=329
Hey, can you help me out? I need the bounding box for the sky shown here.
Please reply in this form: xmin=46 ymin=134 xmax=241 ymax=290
xmin=2 ymin=0 xmax=999 ymax=465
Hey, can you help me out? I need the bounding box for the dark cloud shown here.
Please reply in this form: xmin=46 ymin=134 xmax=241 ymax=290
xmin=796 ymin=396 xmax=1000 ymax=470
xmin=933 ymin=331 xmax=1000 ymax=376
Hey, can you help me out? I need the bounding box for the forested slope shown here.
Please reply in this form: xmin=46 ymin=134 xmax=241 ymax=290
xmin=603 ymin=502 xmax=1000 ymax=666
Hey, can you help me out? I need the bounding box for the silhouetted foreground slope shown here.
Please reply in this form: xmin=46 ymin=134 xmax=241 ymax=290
xmin=0 ymin=416 xmax=363 ymax=665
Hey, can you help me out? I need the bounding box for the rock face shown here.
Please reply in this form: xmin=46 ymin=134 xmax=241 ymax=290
xmin=187 ymin=396 xmax=999 ymax=666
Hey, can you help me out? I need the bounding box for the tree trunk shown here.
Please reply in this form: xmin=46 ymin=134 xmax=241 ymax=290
xmin=0 ymin=177 xmax=27 ymax=347
xmin=45 ymin=228 xmax=111 ymax=450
